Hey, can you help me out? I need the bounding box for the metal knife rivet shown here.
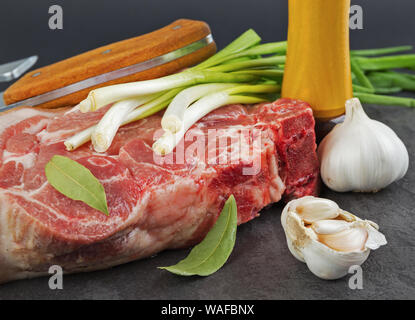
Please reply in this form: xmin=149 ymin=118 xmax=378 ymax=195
xmin=32 ymin=72 xmax=41 ymax=77
xmin=172 ymin=25 xmax=182 ymax=30
xmin=102 ymin=49 xmax=112 ymax=54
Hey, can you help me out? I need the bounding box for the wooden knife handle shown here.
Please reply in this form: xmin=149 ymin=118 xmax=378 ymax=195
xmin=3 ymin=19 xmax=216 ymax=109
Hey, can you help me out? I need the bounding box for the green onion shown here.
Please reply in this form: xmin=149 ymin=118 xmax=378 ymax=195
xmin=162 ymin=83 xmax=239 ymax=133
xmin=356 ymin=54 xmax=415 ymax=71
xmin=224 ymin=83 xmax=280 ymax=95
xmin=351 ymin=45 xmax=413 ymax=57
xmin=79 ymin=92 xmax=156 ymax=113
xmin=64 ymin=126 xmax=95 ymax=151
xmin=374 ymin=87 xmax=403 ymax=94
xmin=65 ymin=88 xmax=183 ymax=151
xmin=200 ymin=42 xmax=287 ymax=68
xmin=221 ymin=56 xmax=254 ymax=65
xmin=395 ymin=71 xmax=415 ymax=81
xmin=354 ymin=92 xmax=415 ymax=107
xmin=352 ymin=83 xmax=403 ymax=94
xmin=161 ymin=83 xmax=279 ymax=135
xmin=67 ymin=30 xmax=415 ymax=155
xmin=194 ymin=29 xmax=261 ymax=70
xmin=231 ymin=41 xmax=287 ymax=57
xmin=366 ymin=74 xmax=394 ymax=88
xmin=92 ymin=97 xmax=148 ymax=152
xmin=351 ymin=58 xmax=374 ymax=90
xmin=153 ymin=93 xmax=267 ymax=155
xmin=207 ymin=55 xmax=286 ymax=73
xmin=231 ymin=69 xmax=284 ymax=80
xmin=352 ymin=84 xmax=374 ymax=94
xmin=368 ymin=71 xmax=415 ymax=91
xmin=124 ymin=87 xmax=185 ymax=123
xmin=79 ymin=71 xmax=259 ymax=112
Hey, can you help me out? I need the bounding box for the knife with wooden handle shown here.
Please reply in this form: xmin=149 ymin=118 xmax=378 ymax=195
xmin=1 ymin=19 xmax=216 ymax=111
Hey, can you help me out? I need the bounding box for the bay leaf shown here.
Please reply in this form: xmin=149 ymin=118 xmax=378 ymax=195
xmin=45 ymin=155 xmax=109 ymax=215
xmin=159 ymin=195 xmax=237 ymax=276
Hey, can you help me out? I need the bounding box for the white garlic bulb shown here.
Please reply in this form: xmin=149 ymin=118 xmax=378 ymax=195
xmin=281 ymin=196 xmax=387 ymax=280
xmin=318 ymin=98 xmax=409 ymax=192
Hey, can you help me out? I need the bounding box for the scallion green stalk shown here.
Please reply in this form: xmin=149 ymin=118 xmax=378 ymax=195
xmin=224 ymin=83 xmax=280 ymax=95
xmin=230 ymin=42 xmax=287 ymax=57
xmin=198 ymin=42 xmax=287 ymax=68
xmin=231 ymin=69 xmax=284 ymax=80
xmin=356 ymin=54 xmax=415 ymax=71
xmin=207 ymin=55 xmax=286 ymax=73
xmin=221 ymin=57 xmax=254 ymax=65
xmin=368 ymin=71 xmax=415 ymax=91
xmin=194 ymin=29 xmax=261 ymax=70
xmin=351 ymin=45 xmax=413 ymax=57
xmin=352 ymin=84 xmax=374 ymax=94
xmin=374 ymin=87 xmax=403 ymax=94
xmin=351 ymin=58 xmax=374 ymax=90
xmin=352 ymin=84 xmax=375 ymax=93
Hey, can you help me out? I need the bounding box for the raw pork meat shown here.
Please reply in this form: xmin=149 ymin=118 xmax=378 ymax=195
xmin=0 ymin=98 xmax=319 ymax=283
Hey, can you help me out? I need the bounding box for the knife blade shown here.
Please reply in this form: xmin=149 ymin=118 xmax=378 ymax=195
xmin=1 ymin=19 xmax=216 ymax=112
xmin=0 ymin=56 xmax=38 ymax=111
xmin=0 ymin=55 xmax=38 ymax=83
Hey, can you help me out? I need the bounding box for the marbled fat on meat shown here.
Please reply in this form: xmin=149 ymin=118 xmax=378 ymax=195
xmin=0 ymin=98 xmax=319 ymax=283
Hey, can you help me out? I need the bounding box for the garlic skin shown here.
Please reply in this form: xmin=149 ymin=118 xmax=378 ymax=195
xmin=281 ymin=196 xmax=387 ymax=280
xmin=318 ymin=98 xmax=409 ymax=192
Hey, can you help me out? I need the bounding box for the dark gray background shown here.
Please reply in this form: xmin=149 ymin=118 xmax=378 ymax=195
xmin=0 ymin=0 xmax=414 ymax=300
xmin=1 ymin=0 xmax=415 ymax=87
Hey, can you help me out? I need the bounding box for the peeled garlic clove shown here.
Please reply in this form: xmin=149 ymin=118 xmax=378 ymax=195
xmin=294 ymin=197 xmax=339 ymax=223
xmin=311 ymin=219 xmax=349 ymax=234
xmin=365 ymin=223 xmax=387 ymax=250
xmin=317 ymin=227 xmax=367 ymax=252
xmin=281 ymin=196 xmax=387 ymax=280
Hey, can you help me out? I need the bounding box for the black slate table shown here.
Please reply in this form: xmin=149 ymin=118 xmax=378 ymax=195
xmin=0 ymin=0 xmax=414 ymax=300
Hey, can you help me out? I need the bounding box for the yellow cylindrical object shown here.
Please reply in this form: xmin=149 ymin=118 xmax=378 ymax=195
xmin=282 ymin=0 xmax=353 ymax=119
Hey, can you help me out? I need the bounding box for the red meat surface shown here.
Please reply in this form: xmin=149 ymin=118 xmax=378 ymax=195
xmin=0 ymin=98 xmax=319 ymax=283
